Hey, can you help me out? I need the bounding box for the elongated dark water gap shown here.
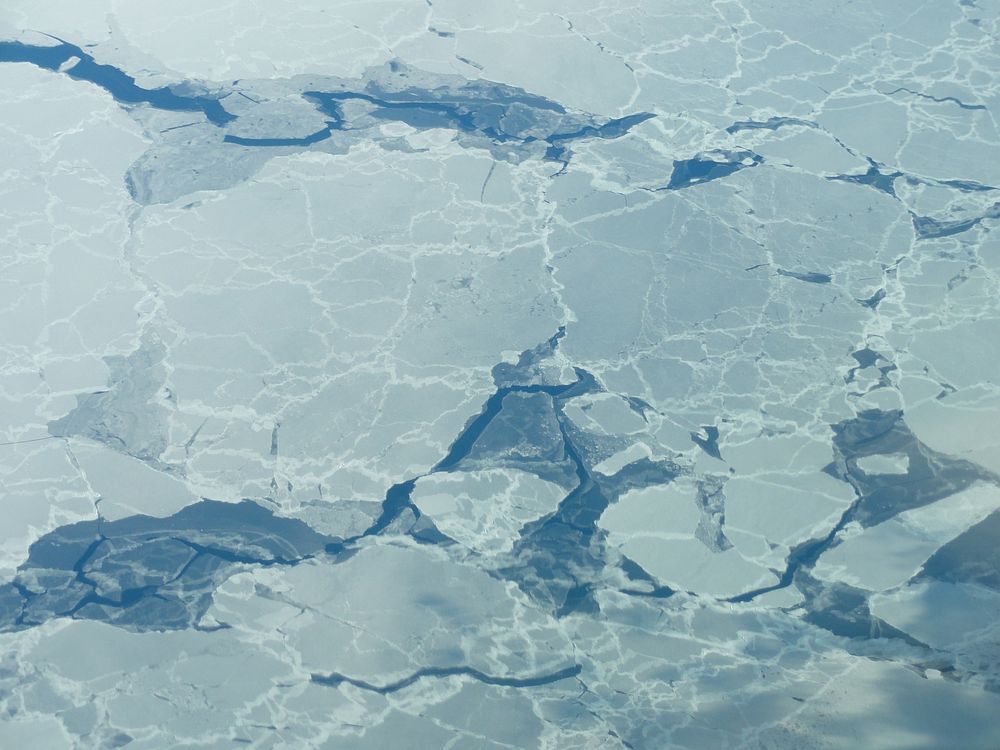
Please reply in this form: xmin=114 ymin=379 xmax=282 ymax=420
xmin=311 ymin=663 xmax=582 ymax=694
xmin=0 ymin=39 xmax=234 ymax=124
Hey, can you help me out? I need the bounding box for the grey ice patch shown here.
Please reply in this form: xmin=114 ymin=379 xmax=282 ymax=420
xmin=0 ymin=499 xmax=336 ymax=633
xmin=910 ymin=205 xmax=1000 ymax=239
xmin=918 ymin=509 xmax=1000 ymax=590
xmin=457 ymin=391 xmax=577 ymax=487
xmin=795 ymin=573 xmax=925 ymax=646
xmin=595 ymin=455 xmax=681 ymax=501
xmin=491 ymin=327 xmax=567 ymax=388
xmin=126 ymin=142 xmax=275 ymax=206
xmin=912 ymin=214 xmax=982 ymax=239
xmin=48 ymin=336 xmax=172 ymax=466
xmin=694 ymin=475 xmax=732 ymax=552
xmin=828 ymin=409 xmax=994 ymax=528
xmin=121 ymin=61 xmax=653 ymax=204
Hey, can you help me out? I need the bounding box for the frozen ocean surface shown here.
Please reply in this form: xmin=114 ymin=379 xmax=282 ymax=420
xmin=1 ymin=1 xmax=1000 ymax=748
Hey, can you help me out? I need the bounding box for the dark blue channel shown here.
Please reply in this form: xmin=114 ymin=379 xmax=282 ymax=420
xmin=0 ymin=39 xmax=235 ymax=125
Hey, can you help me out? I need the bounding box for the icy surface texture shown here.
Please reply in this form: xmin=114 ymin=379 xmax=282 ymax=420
xmin=2 ymin=1 xmax=1000 ymax=748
